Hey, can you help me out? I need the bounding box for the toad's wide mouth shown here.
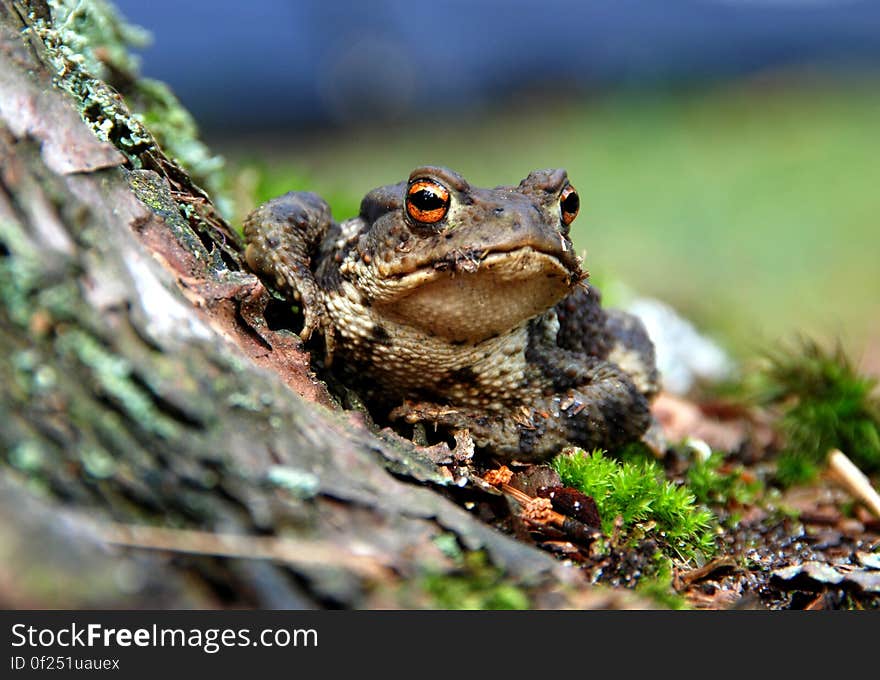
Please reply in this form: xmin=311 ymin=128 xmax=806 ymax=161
xmin=375 ymin=235 xmax=582 ymax=281
xmin=373 ymin=247 xmax=578 ymax=344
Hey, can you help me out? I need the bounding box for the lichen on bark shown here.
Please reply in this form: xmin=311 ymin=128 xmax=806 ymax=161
xmin=28 ymin=0 xmax=232 ymax=215
xmin=1 ymin=0 xmax=653 ymax=609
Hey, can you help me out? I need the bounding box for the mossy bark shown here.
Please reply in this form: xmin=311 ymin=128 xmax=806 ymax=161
xmin=0 ymin=0 xmax=652 ymax=609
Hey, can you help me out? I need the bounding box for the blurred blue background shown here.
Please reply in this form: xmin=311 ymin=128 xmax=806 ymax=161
xmin=115 ymin=0 xmax=880 ymax=369
xmin=118 ymin=0 xmax=880 ymax=129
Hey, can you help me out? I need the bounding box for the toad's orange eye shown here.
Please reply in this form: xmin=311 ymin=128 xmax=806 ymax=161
xmin=406 ymin=179 xmax=450 ymax=224
xmin=560 ymin=184 xmax=580 ymax=227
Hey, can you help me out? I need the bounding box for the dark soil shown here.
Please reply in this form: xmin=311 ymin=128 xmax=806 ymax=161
xmin=454 ymin=420 xmax=880 ymax=610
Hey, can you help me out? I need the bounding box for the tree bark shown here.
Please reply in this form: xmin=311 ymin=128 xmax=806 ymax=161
xmin=0 ymin=0 xmax=648 ymax=609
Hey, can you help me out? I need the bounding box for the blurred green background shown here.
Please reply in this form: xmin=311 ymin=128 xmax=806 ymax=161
xmin=218 ymin=79 xmax=880 ymax=365
xmin=114 ymin=1 xmax=880 ymax=370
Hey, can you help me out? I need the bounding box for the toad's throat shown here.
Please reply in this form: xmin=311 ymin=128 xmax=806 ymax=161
xmin=375 ymin=247 xmax=576 ymax=344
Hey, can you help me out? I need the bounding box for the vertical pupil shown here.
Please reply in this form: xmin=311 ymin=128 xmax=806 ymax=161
xmin=563 ymin=192 xmax=579 ymax=214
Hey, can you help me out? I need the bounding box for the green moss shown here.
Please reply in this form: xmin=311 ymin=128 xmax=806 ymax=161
xmin=552 ymin=448 xmax=717 ymax=562
xmin=635 ymin=554 xmax=689 ymax=610
xmin=774 ymin=451 xmax=821 ymax=488
xmin=754 ymin=338 xmax=880 ymax=484
xmin=422 ymin=552 xmax=530 ymax=610
xmin=129 ymin=79 xmax=232 ymax=217
xmin=687 ymin=452 xmax=763 ymax=508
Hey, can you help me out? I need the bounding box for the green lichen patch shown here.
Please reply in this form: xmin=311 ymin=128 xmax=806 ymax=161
xmin=29 ymin=0 xmax=233 ymax=218
xmin=552 ymin=447 xmax=717 ymax=562
xmin=43 ymin=0 xmax=149 ymax=78
xmin=265 ymin=465 xmax=320 ymax=500
xmin=127 ymin=169 xmax=212 ymax=261
xmin=0 ymin=205 xmax=63 ymax=330
xmin=0 ymin=250 xmax=42 ymax=328
xmin=79 ymin=445 xmax=117 ymax=479
xmin=8 ymin=440 xmax=48 ymax=473
xmin=128 ymin=78 xmax=231 ymax=217
xmin=55 ymin=328 xmax=180 ymax=439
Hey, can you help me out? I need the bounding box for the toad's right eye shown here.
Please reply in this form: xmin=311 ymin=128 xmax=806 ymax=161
xmin=559 ymin=184 xmax=580 ymax=228
xmin=406 ymin=179 xmax=450 ymax=224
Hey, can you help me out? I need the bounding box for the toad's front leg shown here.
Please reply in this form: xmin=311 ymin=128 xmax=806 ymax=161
xmin=391 ymin=351 xmax=650 ymax=463
xmin=243 ymin=191 xmax=335 ymax=354
xmin=527 ymin=349 xmax=653 ymax=457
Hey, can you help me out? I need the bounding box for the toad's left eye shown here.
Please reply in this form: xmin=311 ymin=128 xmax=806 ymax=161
xmin=406 ymin=179 xmax=450 ymax=225
xmin=560 ymin=184 xmax=580 ymax=227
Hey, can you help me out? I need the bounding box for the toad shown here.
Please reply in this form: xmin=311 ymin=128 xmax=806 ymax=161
xmin=244 ymin=166 xmax=659 ymax=462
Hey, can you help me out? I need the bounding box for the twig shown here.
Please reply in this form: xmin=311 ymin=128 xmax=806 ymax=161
xmin=676 ymin=555 xmax=739 ymax=587
xmin=94 ymin=521 xmax=392 ymax=580
xmin=480 ymin=466 xmax=569 ymax=527
xmin=478 ymin=467 xmax=599 ymax=544
xmin=827 ymin=449 xmax=880 ymax=518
